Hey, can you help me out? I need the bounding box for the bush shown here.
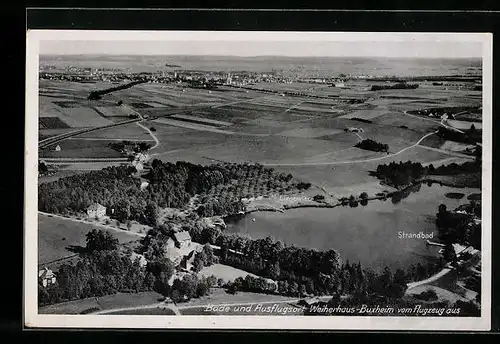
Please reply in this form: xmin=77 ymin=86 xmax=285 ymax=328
xmin=313 ymin=195 xmax=325 ymax=202
xmin=414 ymin=289 xmax=438 ymax=301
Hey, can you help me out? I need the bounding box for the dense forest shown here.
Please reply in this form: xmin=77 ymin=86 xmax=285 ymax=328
xmin=373 ymin=154 xmax=481 ymax=189
xmin=355 ymin=139 xmax=389 ymax=153
xmin=39 ymin=160 xmax=308 ymax=224
xmin=374 ymin=161 xmax=428 ymax=188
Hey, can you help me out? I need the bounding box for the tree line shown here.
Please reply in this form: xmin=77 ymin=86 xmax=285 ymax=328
xmin=355 ymin=139 xmax=389 ymax=153
xmin=373 ymin=157 xmax=481 ymax=189
xmin=436 ymin=126 xmax=482 ymax=144
xmin=39 ymin=160 xmax=309 ymax=225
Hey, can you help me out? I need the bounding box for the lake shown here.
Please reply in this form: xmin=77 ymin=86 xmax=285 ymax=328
xmin=225 ymin=184 xmax=478 ymax=271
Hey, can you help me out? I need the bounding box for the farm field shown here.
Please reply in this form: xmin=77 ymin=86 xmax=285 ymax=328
xmin=38 ymin=214 xmax=141 ymax=269
xmin=76 ymin=122 xmax=153 ymax=140
xmin=40 ymin=138 xmax=124 ymax=158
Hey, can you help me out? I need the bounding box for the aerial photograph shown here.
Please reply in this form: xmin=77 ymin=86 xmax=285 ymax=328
xmin=36 ymin=36 xmax=483 ymax=317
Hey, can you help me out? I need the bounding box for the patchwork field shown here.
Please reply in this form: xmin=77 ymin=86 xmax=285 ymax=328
xmin=39 ymin=79 xmax=482 ymax=197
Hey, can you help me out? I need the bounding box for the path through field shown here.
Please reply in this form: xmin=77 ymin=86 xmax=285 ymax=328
xmin=136 ymin=121 xmax=160 ymax=149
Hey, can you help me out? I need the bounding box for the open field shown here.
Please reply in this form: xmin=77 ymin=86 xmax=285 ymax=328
xmin=40 ymin=138 xmax=124 ymax=158
xmin=76 ymin=122 xmax=153 ymax=140
xmin=39 ymin=291 xmax=164 ymax=315
xmin=198 ymin=263 xmax=261 ymax=283
xmin=38 ymin=214 xmax=141 ymax=269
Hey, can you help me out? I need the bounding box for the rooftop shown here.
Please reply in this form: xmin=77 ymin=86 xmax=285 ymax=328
xmin=174 ymin=231 xmax=191 ymax=242
xmin=87 ymin=203 xmax=105 ymax=211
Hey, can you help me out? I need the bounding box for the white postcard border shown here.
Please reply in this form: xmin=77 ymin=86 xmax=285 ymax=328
xmin=25 ymin=30 xmax=492 ymax=331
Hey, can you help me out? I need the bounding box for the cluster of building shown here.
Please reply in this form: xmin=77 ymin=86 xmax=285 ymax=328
xmin=131 ymin=152 xmax=149 ymax=172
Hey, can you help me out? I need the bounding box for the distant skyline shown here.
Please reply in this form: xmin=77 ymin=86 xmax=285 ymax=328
xmin=40 ymin=40 xmax=483 ymax=59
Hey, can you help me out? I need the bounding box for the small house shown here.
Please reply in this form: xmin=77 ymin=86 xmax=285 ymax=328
xmin=86 ymin=203 xmax=106 ymax=219
xmin=54 ymin=145 xmax=61 ymax=152
xmin=173 ymin=231 xmax=192 ymax=249
xmin=39 ymin=267 xmax=56 ymax=287
xmin=132 ymin=160 xmax=144 ymax=172
xmin=130 ymin=252 xmax=148 ymax=268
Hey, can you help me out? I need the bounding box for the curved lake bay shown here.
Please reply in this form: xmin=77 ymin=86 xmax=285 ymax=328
xmin=225 ymin=184 xmax=478 ymax=271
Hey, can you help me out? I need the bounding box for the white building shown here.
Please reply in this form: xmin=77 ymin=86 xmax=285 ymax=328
xmin=39 ymin=267 xmax=56 ymax=287
xmin=86 ymin=203 xmax=106 ymax=218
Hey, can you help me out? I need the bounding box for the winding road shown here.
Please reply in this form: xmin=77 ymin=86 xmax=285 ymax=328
xmin=406 ymin=268 xmax=453 ymax=290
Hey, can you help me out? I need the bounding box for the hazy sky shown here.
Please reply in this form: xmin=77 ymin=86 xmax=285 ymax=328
xmin=40 ymin=39 xmax=483 ymax=58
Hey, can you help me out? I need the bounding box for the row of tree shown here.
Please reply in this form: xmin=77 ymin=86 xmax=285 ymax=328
xmin=373 ymin=156 xmax=481 ymax=189
xmin=355 ymin=139 xmax=389 ymax=153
